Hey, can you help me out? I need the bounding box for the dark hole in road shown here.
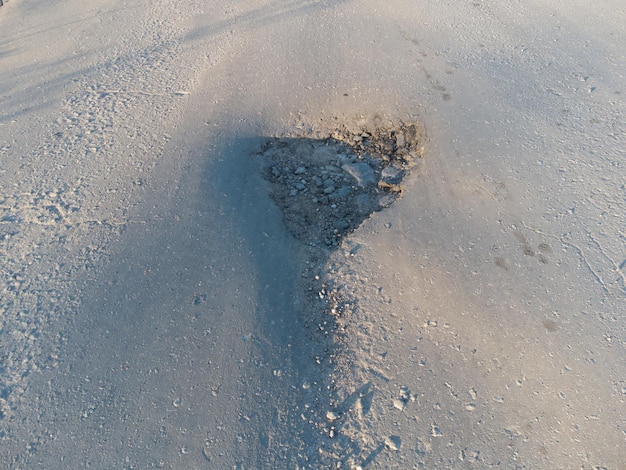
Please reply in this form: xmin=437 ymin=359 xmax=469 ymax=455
xmin=258 ymin=121 xmax=423 ymax=248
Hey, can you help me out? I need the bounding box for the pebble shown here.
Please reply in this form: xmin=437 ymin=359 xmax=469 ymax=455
xmin=385 ymin=435 xmax=402 ymax=451
xmin=393 ymin=399 xmax=406 ymax=411
xmin=334 ymin=219 xmax=349 ymax=230
xmin=378 ymin=193 xmax=397 ymax=207
xmin=334 ymin=186 xmax=352 ymax=198
xmin=381 ymin=165 xmax=405 ymax=185
xmin=395 ymin=132 xmax=405 ymax=148
xmin=341 ymin=162 xmax=377 ymax=187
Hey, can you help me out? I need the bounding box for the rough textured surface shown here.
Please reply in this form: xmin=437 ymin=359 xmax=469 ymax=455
xmin=260 ymin=121 xmax=422 ymax=246
xmin=0 ymin=0 xmax=624 ymax=468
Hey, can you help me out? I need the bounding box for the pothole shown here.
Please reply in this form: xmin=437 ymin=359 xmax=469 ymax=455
xmin=255 ymin=117 xmax=424 ymax=466
xmin=259 ymin=120 xmax=423 ymax=247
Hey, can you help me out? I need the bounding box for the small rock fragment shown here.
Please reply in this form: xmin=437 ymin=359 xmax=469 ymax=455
xmin=385 ymin=435 xmax=402 ymax=451
xmin=380 ymin=164 xmax=405 ymax=185
xmin=395 ymin=132 xmax=405 ymax=147
xmin=341 ymin=162 xmax=377 ymax=187
xmin=334 ymin=219 xmax=350 ymax=230
xmin=378 ymin=193 xmax=397 ymax=208
xmin=334 ymin=186 xmax=352 ymax=198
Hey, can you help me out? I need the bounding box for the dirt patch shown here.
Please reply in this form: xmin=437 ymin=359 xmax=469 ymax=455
xmin=259 ymin=121 xmax=422 ymax=247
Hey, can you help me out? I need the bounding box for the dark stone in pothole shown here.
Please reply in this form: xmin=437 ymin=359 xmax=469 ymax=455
xmin=341 ymin=162 xmax=377 ymax=187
